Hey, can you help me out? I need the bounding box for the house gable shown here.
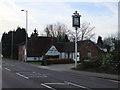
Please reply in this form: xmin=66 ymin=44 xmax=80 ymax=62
xmin=45 ymin=45 xmax=60 ymax=56
xmin=18 ymin=36 xmax=56 ymax=61
xmin=80 ymin=40 xmax=105 ymax=61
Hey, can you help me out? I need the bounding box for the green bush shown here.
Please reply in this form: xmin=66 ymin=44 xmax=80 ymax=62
xmin=76 ymin=52 xmax=119 ymax=74
xmin=99 ymin=53 xmax=119 ymax=74
xmin=76 ymin=63 xmax=87 ymax=70
xmin=83 ymin=56 xmax=102 ymax=68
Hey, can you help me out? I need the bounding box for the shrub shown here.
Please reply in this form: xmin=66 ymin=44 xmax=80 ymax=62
xmin=83 ymin=56 xmax=102 ymax=68
xmin=76 ymin=52 xmax=119 ymax=74
xmin=99 ymin=53 xmax=119 ymax=74
xmin=47 ymin=58 xmax=74 ymax=64
xmin=76 ymin=63 xmax=86 ymax=70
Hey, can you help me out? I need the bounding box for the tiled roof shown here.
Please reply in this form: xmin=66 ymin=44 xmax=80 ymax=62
xmin=20 ymin=36 xmax=104 ymax=57
xmin=54 ymin=40 xmax=92 ymax=52
xmin=27 ymin=36 xmax=53 ymax=57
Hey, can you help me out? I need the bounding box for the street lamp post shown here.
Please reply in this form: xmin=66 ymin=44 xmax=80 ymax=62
xmin=11 ymin=31 xmax=13 ymax=59
xmin=72 ymin=11 xmax=81 ymax=68
xmin=21 ymin=9 xmax=28 ymax=62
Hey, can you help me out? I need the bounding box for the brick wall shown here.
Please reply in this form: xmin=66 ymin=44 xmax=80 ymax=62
xmin=80 ymin=41 xmax=105 ymax=61
xmin=18 ymin=45 xmax=25 ymax=61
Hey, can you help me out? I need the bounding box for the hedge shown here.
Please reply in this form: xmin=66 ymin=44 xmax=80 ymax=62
xmin=47 ymin=58 xmax=74 ymax=64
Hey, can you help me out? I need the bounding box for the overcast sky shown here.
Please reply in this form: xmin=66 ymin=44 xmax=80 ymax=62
xmin=0 ymin=0 xmax=118 ymax=41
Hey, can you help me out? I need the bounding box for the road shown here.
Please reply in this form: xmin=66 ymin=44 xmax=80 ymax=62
xmin=2 ymin=59 xmax=119 ymax=90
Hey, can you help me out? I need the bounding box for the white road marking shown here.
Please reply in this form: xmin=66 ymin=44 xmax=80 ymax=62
xmin=16 ymin=73 xmax=29 ymax=79
xmin=44 ymin=75 xmax=48 ymax=77
xmin=16 ymin=72 xmax=47 ymax=79
xmin=42 ymin=81 xmax=92 ymax=90
xmin=28 ymin=75 xmax=48 ymax=78
xmin=44 ymin=83 xmax=66 ymax=85
xmin=109 ymin=79 xmax=120 ymax=83
xmin=64 ymin=81 xmax=92 ymax=90
xmin=11 ymin=64 xmax=15 ymax=66
xmin=41 ymin=83 xmax=56 ymax=90
xmin=4 ymin=68 xmax=11 ymax=71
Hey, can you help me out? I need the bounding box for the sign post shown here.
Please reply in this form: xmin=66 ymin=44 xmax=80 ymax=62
xmin=72 ymin=11 xmax=81 ymax=68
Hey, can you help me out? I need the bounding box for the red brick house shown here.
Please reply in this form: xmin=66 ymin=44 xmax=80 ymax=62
xmin=52 ymin=40 xmax=105 ymax=61
xmin=18 ymin=33 xmax=105 ymax=61
xmin=78 ymin=40 xmax=105 ymax=61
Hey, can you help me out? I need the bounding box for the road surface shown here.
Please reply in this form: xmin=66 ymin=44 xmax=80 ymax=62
xmin=2 ymin=59 xmax=119 ymax=90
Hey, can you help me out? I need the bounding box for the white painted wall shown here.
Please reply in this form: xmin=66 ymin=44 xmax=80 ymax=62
xmin=61 ymin=52 xmax=65 ymax=58
xmin=45 ymin=45 xmax=60 ymax=56
xmin=71 ymin=52 xmax=80 ymax=61
xmin=65 ymin=53 xmax=68 ymax=58
xmin=59 ymin=52 xmax=80 ymax=61
xmin=41 ymin=44 xmax=81 ymax=61
xmin=77 ymin=52 xmax=80 ymax=61
xmin=27 ymin=57 xmax=43 ymax=61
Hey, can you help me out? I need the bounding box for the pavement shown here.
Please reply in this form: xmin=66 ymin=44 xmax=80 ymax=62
xmin=34 ymin=63 xmax=120 ymax=81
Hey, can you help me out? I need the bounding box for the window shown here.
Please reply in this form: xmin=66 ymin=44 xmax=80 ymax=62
xmin=87 ymin=52 xmax=92 ymax=58
xmin=65 ymin=53 xmax=68 ymax=58
xmin=34 ymin=57 xmax=37 ymax=60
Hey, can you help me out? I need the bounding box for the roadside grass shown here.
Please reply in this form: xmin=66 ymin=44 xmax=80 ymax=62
xmin=72 ymin=63 xmax=120 ymax=75
xmin=2 ymin=58 xmax=18 ymax=60
xmin=72 ymin=66 xmax=120 ymax=81
xmin=72 ymin=68 xmax=120 ymax=76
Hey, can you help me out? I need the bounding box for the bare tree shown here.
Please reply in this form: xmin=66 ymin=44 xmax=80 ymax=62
xmin=44 ymin=24 xmax=53 ymax=37
xmin=43 ymin=22 xmax=69 ymax=42
xmin=103 ymin=34 xmax=119 ymax=52
xmin=68 ymin=22 xmax=95 ymax=41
